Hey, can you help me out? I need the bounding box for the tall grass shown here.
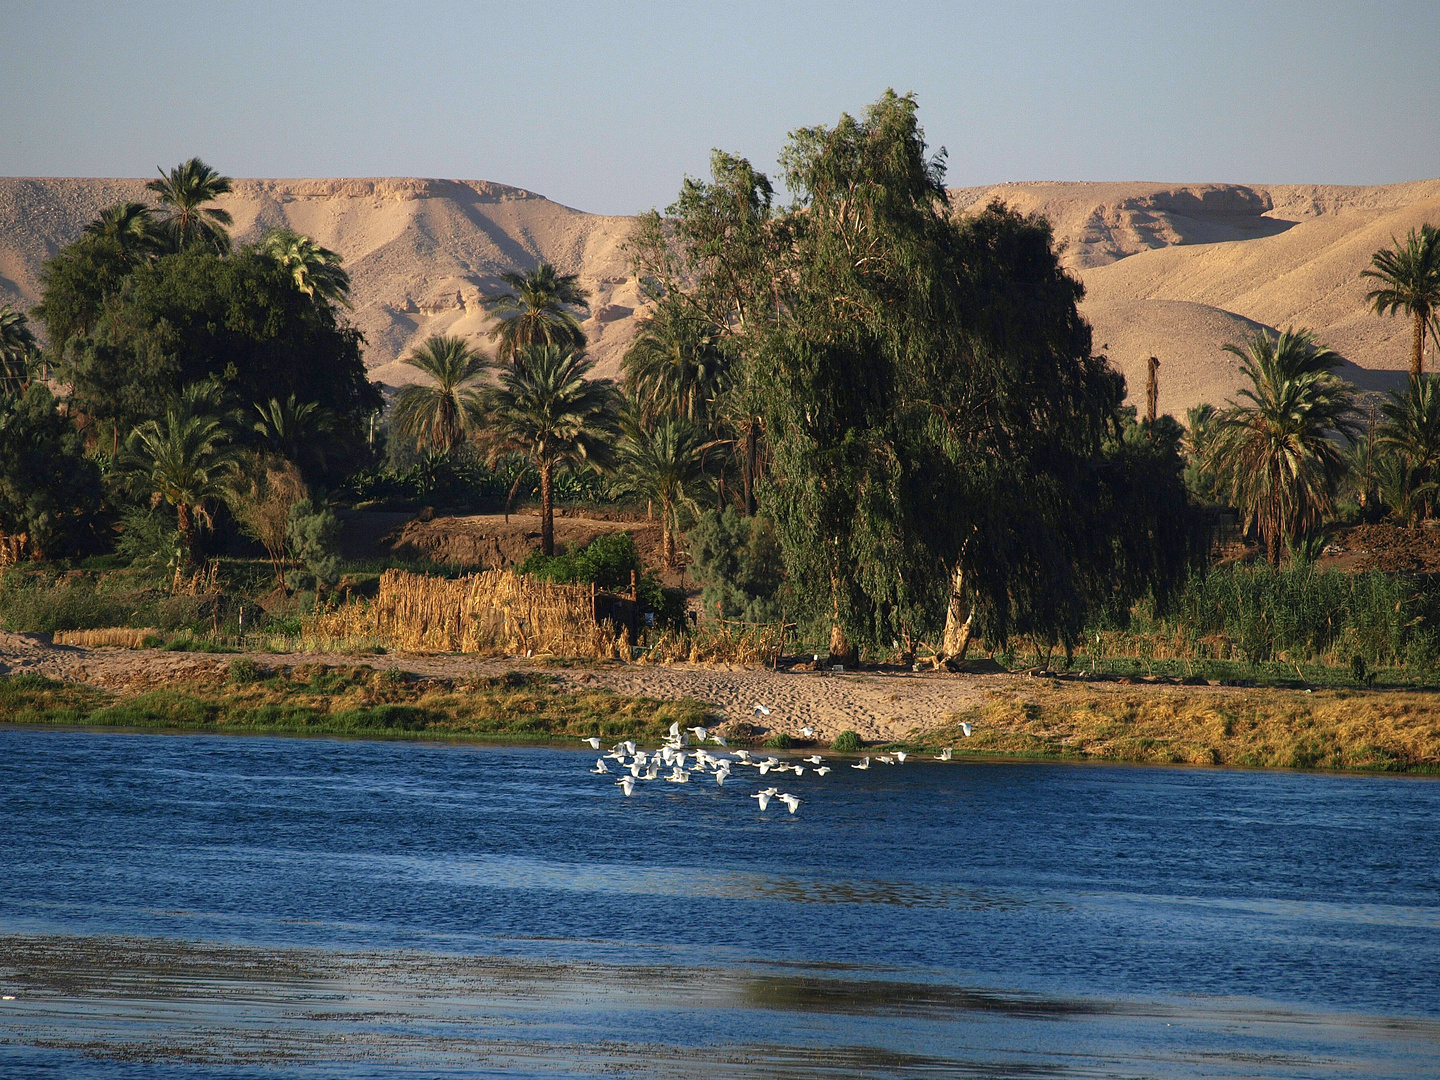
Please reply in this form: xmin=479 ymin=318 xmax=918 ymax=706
xmin=1112 ymin=564 xmax=1440 ymax=669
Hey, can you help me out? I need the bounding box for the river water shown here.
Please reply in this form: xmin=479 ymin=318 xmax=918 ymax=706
xmin=0 ymin=727 xmax=1437 ymax=1078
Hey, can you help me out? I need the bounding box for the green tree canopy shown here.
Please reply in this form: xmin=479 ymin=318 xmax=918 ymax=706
xmin=0 ymin=384 xmax=103 ymax=559
xmin=54 ymin=246 xmax=379 ymax=473
xmin=1363 ymin=224 xmax=1440 ymax=378
xmin=146 ymin=157 xmax=234 ymax=253
xmin=389 ymin=335 xmax=488 ymax=455
xmin=481 ymin=344 xmax=619 ymax=555
xmin=630 ymin=90 xmax=1201 ymax=659
xmin=0 ymin=304 xmax=38 ymax=396
xmin=1376 ymin=374 xmax=1440 ymax=523
xmin=123 ymin=400 xmax=240 ymax=563
xmin=615 ymin=415 xmax=711 ymax=568
xmin=262 ymin=228 xmax=351 ymax=307
xmin=483 ymin=262 xmax=590 ymax=364
xmin=1205 ymin=328 xmax=1360 ymax=563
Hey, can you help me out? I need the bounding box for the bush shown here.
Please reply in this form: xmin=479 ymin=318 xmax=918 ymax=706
xmin=522 ymin=532 xmax=684 ymax=629
xmin=686 ymin=508 xmax=784 ymax=623
xmin=227 ymin=658 xmax=262 ymax=684
xmin=764 ymin=732 xmax=794 ymax=749
xmin=286 ymin=499 xmax=341 ymax=589
xmin=832 ymin=729 xmax=861 ymax=752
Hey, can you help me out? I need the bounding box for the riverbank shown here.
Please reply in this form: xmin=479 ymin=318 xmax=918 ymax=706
xmin=2 ymin=642 xmax=1439 ymax=771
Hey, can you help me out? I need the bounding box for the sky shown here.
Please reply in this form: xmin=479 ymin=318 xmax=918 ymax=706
xmin=2 ymin=0 xmax=1438 ymax=216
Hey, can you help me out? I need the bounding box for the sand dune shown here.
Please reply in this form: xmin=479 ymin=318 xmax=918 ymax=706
xmin=3 ymin=175 xmax=1438 ymax=413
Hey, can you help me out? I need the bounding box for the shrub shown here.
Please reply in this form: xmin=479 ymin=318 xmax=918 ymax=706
xmin=832 ymin=729 xmax=861 ymax=752
xmin=686 ymin=508 xmax=784 ymax=623
xmin=286 ymin=499 xmax=341 ymax=589
xmin=227 ymin=658 xmax=262 ymax=684
xmin=764 ymin=732 xmax=794 ymax=749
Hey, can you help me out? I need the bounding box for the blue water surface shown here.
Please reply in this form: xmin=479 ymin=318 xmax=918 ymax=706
xmin=0 ymin=726 xmax=1436 ymax=1078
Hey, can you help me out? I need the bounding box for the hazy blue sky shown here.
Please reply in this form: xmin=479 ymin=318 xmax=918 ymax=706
xmin=3 ymin=0 xmax=1437 ymax=215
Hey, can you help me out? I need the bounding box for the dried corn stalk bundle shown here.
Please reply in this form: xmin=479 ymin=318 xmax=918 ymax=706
xmin=307 ymin=569 xmax=617 ymax=657
xmin=53 ymin=628 xmax=161 ymax=649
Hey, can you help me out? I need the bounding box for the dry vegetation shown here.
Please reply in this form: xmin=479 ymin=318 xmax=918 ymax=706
xmin=918 ymin=683 xmax=1440 ymax=772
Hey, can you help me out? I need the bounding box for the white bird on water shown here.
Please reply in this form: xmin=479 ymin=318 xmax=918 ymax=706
xmin=935 ymin=747 xmax=953 ymax=760
xmin=814 ymin=766 xmax=832 ymax=776
xmin=689 ymin=726 xmax=708 ymax=741
xmin=800 ymin=727 xmax=815 ymax=738
xmin=616 ymin=776 xmax=635 ymax=796
xmin=852 ymin=757 xmax=871 ymax=770
xmin=583 ymin=737 xmax=601 ymax=750
xmin=752 ymin=791 xmax=773 ymax=810
xmin=894 ymin=751 xmax=907 ymax=763
xmin=804 ymin=755 xmax=823 ymax=764
xmin=591 ymin=758 xmax=609 ymax=774
xmin=666 ymin=766 xmax=690 ymax=783
xmin=778 ymin=793 xmax=800 ymax=814
xmin=878 ymin=755 xmax=895 ymax=765
xmin=710 ymin=733 xmax=728 ymax=747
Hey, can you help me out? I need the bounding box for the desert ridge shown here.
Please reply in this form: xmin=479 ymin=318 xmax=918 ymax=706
xmin=3 ymin=175 xmax=1439 ymax=414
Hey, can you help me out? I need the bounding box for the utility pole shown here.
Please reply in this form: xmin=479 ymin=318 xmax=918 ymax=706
xmin=1145 ymin=355 xmax=1160 ymax=435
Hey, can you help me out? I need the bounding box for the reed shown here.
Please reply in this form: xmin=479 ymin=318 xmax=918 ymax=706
xmin=640 ymin=622 xmax=785 ymax=666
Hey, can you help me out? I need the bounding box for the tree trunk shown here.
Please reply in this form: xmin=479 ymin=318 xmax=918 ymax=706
xmin=742 ymin=422 xmax=757 ymax=515
xmin=540 ymin=460 xmax=554 ymax=556
xmin=827 ymin=568 xmax=855 ymax=665
xmin=941 ymin=562 xmax=975 ymax=660
xmin=1414 ymin=310 xmax=1426 ymax=379
xmin=662 ymin=496 xmax=675 ymax=568
xmin=176 ymin=503 xmax=194 ymax=566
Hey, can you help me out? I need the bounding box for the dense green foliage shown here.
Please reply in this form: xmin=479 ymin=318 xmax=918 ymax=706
xmin=0 ymin=384 xmax=104 ymax=558
xmin=686 ymin=508 xmax=784 ymax=623
xmin=520 ymin=531 xmax=686 ymax=628
xmin=632 ymin=91 xmax=1204 ymax=656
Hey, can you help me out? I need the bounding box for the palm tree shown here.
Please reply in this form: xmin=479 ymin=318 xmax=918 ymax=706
xmin=83 ymin=202 xmax=163 ymax=261
xmin=262 ymin=228 xmax=351 ymax=307
xmin=1376 ymin=374 xmax=1440 ymax=522
xmin=1204 ymin=328 xmax=1360 ymax=563
xmin=0 ymin=304 xmax=37 ymax=396
xmin=621 ymin=302 xmax=730 ymax=425
xmin=483 ymin=262 xmax=589 ymax=364
xmin=146 ymin=157 xmax=234 ymax=252
xmin=1362 ymin=224 xmax=1440 ymax=378
xmin=254 ymin=394 xmax=333 ymax=476
xmin=125 ymin=406 xmax=239 ymax=562
xmin=390 ymin=336 xmax=488 ymax=455
xmin=482 ymin=344 xmax=619 ymax=555
xmin=616 ymin=415 xmax=711 ymax=568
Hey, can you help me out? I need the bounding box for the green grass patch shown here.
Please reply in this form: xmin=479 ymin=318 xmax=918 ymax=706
xmin=0 ymin=665 xmax=710 ymax=744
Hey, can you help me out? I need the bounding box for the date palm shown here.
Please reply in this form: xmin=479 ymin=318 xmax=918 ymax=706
xmin=1376 ymin=374 xmax=1440 ymax=522
xmin=146 ymin=157 xmax=234 ymax=253
xmin=0 ymin=304 xmax=37 ymax=396
xmin=1204 ymin=328 xmax=1359 ymax=564
xmin=83 ymin=202 xmax=163 ymax=261
xmin=482 ymin=344 xmax=619 ymax=555
xmin=126 ymin=405 xmax=239 ymax=563
xmin=1362 ymin=224 xmax=1440 ymax=377
xmin=615 ymin=414 xmax=711 ymax=568
xmin=390 ymin=336 xmax=488 ymax=455
xmin=621 ymin=302 xmax=730 ymax=426
xmin=262 ymin=229 xmax=351 ymax=307
xmin=483 ymin=262 xmax=589 ymax=364
xmin=254 ymin=393 xmax=333 ymax=477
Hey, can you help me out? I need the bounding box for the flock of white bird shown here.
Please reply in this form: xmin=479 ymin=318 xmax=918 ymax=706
xmin=584 ymin=705 xmax=970 ymax=816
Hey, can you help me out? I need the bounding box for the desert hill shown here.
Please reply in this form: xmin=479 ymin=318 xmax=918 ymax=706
xmin=3 ymin=175 xmax=1439 ymax=415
